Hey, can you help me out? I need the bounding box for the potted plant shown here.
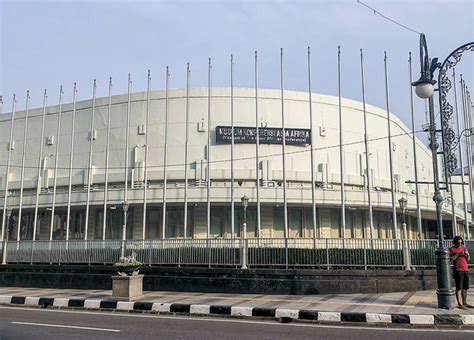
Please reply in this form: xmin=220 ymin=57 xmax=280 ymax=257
xmin=114 ymin=252 xmax=142 ymax=276
xmin=112 ymin=252 xmax=145 ymax=301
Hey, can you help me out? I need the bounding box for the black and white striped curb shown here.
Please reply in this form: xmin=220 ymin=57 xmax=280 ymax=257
xmin=1 ymin=295 xmax=473 ymax=326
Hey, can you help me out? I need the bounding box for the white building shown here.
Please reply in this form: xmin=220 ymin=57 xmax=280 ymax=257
xmin=0 ymin=88 xmax=472 ymax=241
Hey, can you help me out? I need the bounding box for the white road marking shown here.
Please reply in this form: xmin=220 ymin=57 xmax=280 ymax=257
xmin=11 ymin=321 xmax=120 ymax=332
xmin=1 ymin=306 xmax=473 ymax=333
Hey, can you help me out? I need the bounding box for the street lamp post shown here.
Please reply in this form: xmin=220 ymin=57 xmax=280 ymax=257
xmin=2 ymin=208 xmax=12 ymax=265
xmin=240 ymin=195 xmax=249 ymax=269
xmin=398 ymin=197 xmax=411 ymax=271
xmin=121 ymin=201 xmax=130 ymax=258
xmin=411 ymin=33 xmax=455 ymax=309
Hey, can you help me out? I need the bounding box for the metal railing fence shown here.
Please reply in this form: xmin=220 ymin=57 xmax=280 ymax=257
xmin=2 ymin=238 xmax=471 ymax=269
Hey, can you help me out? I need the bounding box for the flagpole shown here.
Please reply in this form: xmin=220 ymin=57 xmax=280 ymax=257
xmin=254 ymin=51 xmax=261 ymax=238
xmin=66 ymin=84 xmax=77 ymax=241
xmin=33 ymin=89 xmax=48 ymax=241
xmin=207 ymin=59 xmax=212 ymax=239
xmin=338 ymin=46 xmax=346 ymax=238
xmin=466 ymin=87 xmax=474 ymax=228
xmin=360 ymin=49 xmax=374 ymax=239
xmin=447 ymin=70 xmax=457 ymax=236
xmin=280 ymin=48 xmax=288 ymax=268
xmin=84 ymin=80 xmax=97 ymax=241
xmin=230 ymin=55 xmax=235 ymax=239
xmin=408 ymin=54 xmax=423 ymax=239
xmin=466 ymin=88 xmax=474 ymax=227
xmin=184 ymin=63 xmax=190 ymax=238
xmin=307 ymin=47 xmax=318 ymax=239
xmin=102 ymin=78 xmax=112 ymax=240
xmin=453 ymin=70 xmax=469 ymax=238
xmin=460 ymin=77 xmax=473 ymax=234
xmin=49 ymin=86 xmax=63 ymax=240
xmin=384 ymin=52 xmax=398 ymax=239
xmin=18 ymin=91 xmax=30 ymax=241
xmin=143 ymin=70 xmax=151 ymax=240
xmin=1 ymin=94 xmax=16 ymax=239
xmin=162 ymin=67 xmax=170 ymax=239
xmin=124 ymin=74 xmax=131 ymax=231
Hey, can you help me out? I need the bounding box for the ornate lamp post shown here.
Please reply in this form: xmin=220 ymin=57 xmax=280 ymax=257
xmin=411 ymin=33 xmax=473 ymax=309
xmin=398 ymin=197 xmax=408 ymax=237
xmin=398 ymin=197 xmax=411 ymax=271
xmin=240 ymin=195 xmax=249 ymax=269
xmin=121 ymin=201 xmax=130 ymax=258
xmin=2 ymin=208 xmax=12 ymax=265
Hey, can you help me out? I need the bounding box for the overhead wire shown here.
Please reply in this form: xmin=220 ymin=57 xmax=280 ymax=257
xmin=356 ymin=0 xmax=421 ymax=35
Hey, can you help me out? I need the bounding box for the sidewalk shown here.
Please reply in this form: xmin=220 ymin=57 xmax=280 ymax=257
xmin=1 ymin=286 xmax=474 ymax=326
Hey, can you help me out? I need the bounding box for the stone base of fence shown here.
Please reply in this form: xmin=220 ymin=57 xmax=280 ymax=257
xmin=0 ymin=264 xmax=465 ymax=295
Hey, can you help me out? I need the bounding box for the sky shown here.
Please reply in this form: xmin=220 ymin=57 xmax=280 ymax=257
xmin=0 ymin=0 xmax=473 ymax=137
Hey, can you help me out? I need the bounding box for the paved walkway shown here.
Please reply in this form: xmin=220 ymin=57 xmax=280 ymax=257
xmin=1 ymin=286 xmax=473 ymax=316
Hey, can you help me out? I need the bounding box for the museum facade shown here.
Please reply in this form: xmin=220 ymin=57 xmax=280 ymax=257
xmin=0 ymin=87 xmax=471 ymax=242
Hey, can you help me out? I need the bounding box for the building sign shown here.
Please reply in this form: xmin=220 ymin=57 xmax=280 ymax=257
xmin=216 ymin=126 xmax=311 ymax=146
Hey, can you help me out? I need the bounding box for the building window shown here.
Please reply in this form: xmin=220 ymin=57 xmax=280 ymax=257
xmin=304 ymin=208 xmax=315 ymax=238
xmin=146 ymin=209 xmax=162 ymax=239
xmin=165 ymin=206 xmax=193 ymax=238
xmin=104 ymin=207 xmax=134 ymax=240
xmin=289 ymin=208 xmax=303 ymax=238
xmin=210 ymin=206 xmax=226 ymax=237
xmin=19 ymin=212 xmax=33 ymax=240
xmin=273 ymin=207 xmax=285 ymax=237
xmin=244 ymin=207 xmax=257 ymax=238
xmin=70 ymin=210 xmax=85 ymax=239
xmin=51 ymin=211 xmax=66 ymax=240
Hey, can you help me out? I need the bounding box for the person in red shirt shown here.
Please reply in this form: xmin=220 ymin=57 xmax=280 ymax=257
xmin=450 ymin=236 xmax=472 ymax=309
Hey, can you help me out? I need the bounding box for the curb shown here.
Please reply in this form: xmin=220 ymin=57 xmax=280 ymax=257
xmin=1 ymin=295 xmax=473 ymax=327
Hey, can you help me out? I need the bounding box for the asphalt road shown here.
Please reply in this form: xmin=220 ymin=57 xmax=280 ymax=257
xmin=0 ymin=306 xmax=471 ymax=340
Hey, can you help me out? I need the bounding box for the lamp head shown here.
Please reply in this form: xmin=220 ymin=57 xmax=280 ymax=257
xmin=412 ymin=76 xmax=436 ymax=99
xmin=241 ymin=195 xmax=249 ymax=209
xmin=398 ymin=197 xmax=408 ymax=211
xmin=122 ymin=201 xmax=130 ymax=213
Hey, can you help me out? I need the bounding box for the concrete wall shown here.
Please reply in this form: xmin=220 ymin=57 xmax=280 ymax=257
xmin=0 ymin=264 xmax=445 ymax=295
